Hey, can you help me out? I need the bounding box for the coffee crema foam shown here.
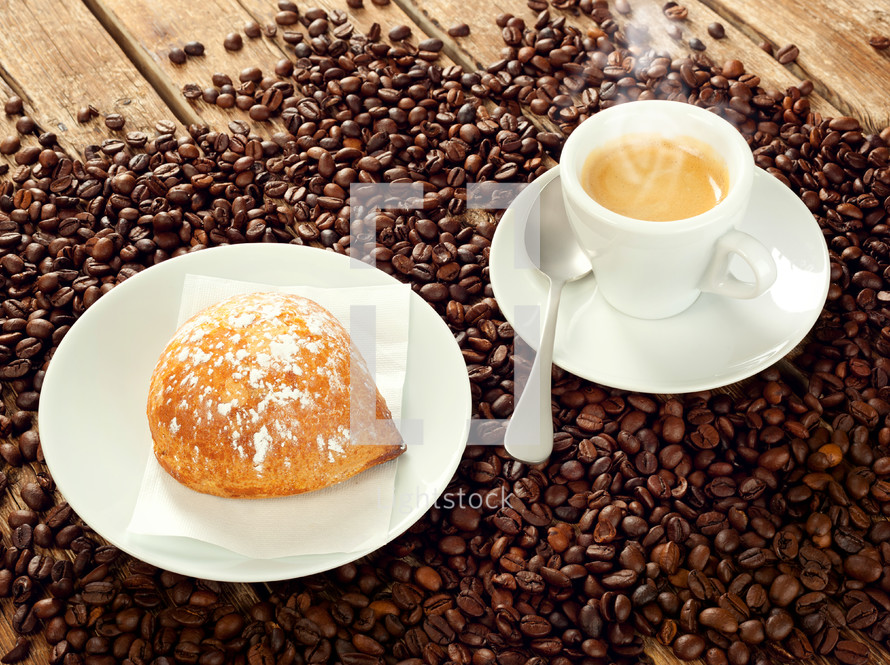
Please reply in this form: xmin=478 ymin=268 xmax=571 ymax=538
xmin=581 ymin=133 xmax=729 ymax=221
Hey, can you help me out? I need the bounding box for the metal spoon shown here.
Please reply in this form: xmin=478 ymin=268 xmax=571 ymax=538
xmin=504 ymin=170 xmax=592 ymax=464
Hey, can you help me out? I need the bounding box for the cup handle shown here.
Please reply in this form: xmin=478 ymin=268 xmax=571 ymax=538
xmin=699 ymin=230 xmax=777 ymax=299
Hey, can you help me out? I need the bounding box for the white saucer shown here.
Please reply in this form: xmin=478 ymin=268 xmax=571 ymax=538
xmin=490 ymin=166 xmax=830 ymax=393
xmin=39 ymin=244 xmax=471 ymax=582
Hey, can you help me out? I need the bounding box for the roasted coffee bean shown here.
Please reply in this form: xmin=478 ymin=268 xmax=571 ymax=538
xmin=20 ymin=483 xmax=48 ymax=511
xmin=674 ymin=634 xmax=706 ymax=660
xmin=776 ymin=43 xmax=800 ymax=63
xmin=388 ymin=25 xmax=411 ymax=41
xmin=845 ymin=555 xmax=881 ymax=583
xmin=699 ymin=607 xmax=739 ymax=633
xmin=4 ymin=96 xmax=23 ymax=115
xmin=11 ymin=524 xmax=32 ymax=549
xmin=102 ymin=113 xmax=124 ymax=130
xmin=663 ymin=2 xmax=688 ymax=20
xmin=275 ymin=10 xmax=299 ymax=25
xmin=223 ymin=32 xmax=243 ymax=50
xmin=0 ymin=136 xmax=20 ymax=154
xmin=14 ymin=116 xmax=35 ymax=133
xmin=184 ymin=41 xmax=204 ymax=56
xmin=0 ymin=637 xmax=29 ymax=664
xmin=708 ymin=22 xmax=725 ymax=38
xmin=846 ymin=601 xmax=878 ymax=629
xmin=168 ymin=48 xmax=187 ymax=64
xmin=834 ymin=640 xmax=870 ymax=665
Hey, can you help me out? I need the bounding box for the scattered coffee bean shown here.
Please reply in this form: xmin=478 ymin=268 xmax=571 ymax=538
xmin=168 ymin=47 xmax=187 ymax=64
xmin=75 ymin=106 xmax=93 ymax=123
xmin=776 ymin=43 xmax=800 ymax=63
xmin=184 ymin=41 xmax=204 ymax=56
xmin=448 ymin=23 xmax=470 ymax=37
xmin=663 ymin=1 xmax=688 ymax=20
xmin=870 ymin=35 xmax=890 ymax=50
xmin=14 ymin=116 xmax=35 ymax=134
xmin=674 ymin=634 xmax=706 ymax=660
xmin=0 ymin=136 xmax=20 ymax=155
xmin=223 ymin=32 xmax=243 ymax=50
xmin=708 ymin=22 xmax=725 ymax=39
xmin=388 ymin=24 xmax=411 ymax=41
xmin=0 ymin=637 xmax=29 ymax=664
xmin=275 ymin=10 xmax=298 ymax=25
xmin=418 ymin=37 xmax=443 ymax=52
xmin=3 ymin=96 xmax=23 ymax=115
xmin=104 ymin=113 xmax=125 ymax=130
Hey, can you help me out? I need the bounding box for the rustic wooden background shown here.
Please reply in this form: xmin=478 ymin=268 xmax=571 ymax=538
xmin=1 ymin=0 xmax=890 ymax=663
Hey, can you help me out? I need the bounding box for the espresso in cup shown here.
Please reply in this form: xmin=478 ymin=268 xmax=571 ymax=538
xmin=581 ymin=133 xmax=730 ymax=222
xmin=560 ymin=100 xmax=777 ymax=319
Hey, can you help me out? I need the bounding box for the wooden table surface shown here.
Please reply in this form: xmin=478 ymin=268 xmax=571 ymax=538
xmin=1 ymin=0 xmax=889 ymax=664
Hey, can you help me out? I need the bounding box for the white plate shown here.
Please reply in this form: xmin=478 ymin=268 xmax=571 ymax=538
xmin=39 ymin=244 xmax=471 ymax=582
xmin=490 ymin=166 xmax=830 ymax=393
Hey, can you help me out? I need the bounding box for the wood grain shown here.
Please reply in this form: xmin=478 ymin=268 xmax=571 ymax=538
xmin=700 ymin=0 xmax=890 ymax=131
xmin=0 ymin=0 xmax=181 ymax=153
xmin=86 ymin=0 xmax=292 ymax=136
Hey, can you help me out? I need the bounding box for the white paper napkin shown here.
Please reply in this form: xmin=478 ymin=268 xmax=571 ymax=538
xmin=127 ymin=274 xmax=410 ymax=558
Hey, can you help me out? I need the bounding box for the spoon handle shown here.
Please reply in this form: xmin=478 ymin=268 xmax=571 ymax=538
xmin=504 ymin=277 xmax=564 ymax=464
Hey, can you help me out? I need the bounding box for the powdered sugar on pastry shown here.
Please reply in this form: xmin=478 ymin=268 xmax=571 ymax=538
xmin=145 ymin=291 xmax=405 ymax=498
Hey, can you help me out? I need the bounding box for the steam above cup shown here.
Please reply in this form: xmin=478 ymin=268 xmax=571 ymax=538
xmin=560 ymin=99 xmax=777 ymax=320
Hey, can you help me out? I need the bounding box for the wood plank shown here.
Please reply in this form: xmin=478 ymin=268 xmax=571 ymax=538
xmin=699 ymin=0 xmax=890 ymax=131
xmin=390 ymin=0 xmax=506 ymax=70
xmin=93 ymin=0 xmax=463 ymax=140
xmin=0 ymin=0 xmax=183 ymax=154
xmin=86 ymin=0 xmax=290 ymax=137
xmin=94 ymin=0 xmax=453 ymax=140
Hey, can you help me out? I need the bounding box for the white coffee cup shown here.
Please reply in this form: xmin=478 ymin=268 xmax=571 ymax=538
xmin=560 ymin=100 xmax=777 ymax=320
